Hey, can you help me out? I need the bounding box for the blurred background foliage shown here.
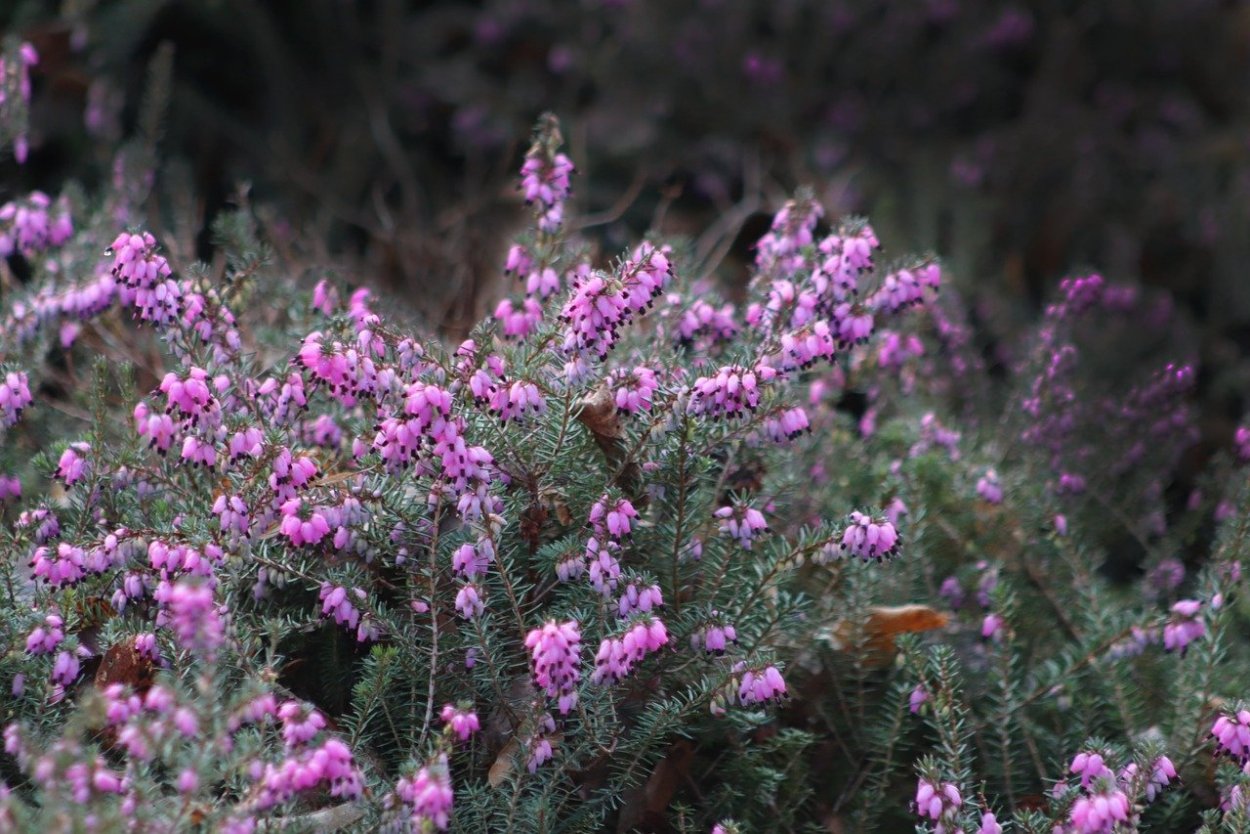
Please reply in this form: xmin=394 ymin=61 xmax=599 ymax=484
xmin=4 ymin=0 xmax=1250 ymax=439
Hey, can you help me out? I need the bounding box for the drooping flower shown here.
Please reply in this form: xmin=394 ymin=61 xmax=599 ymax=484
xmin=840 ymin=511 xmax=900 ymax=561
xmin=525 ymin=620 xmax=582 ymax=714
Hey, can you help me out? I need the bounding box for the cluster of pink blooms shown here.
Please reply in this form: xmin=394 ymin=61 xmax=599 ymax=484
xmin=0 ymin=191 xmax=72 ymax=257
xmin=914 ymin=778 xmax=962 ymax=833
xmin=159 ymin=580 xmax=225 ymax=657
xmin=558 ymin=245 xmax=672 ymax=371
xmin=840 ymin=511 xmax=901 ymax=561
xmin=520 ymin=147 xmax=574 ymax=232
xmin=4 ymin=728 xmax=126 ymax=805
xmin=0 ymin=473 xmax=19 ymax=501
xmin=1162 ymin=599 xmax=1205 ymax=654
xmin=526 ymin=620 xmax=583 ymax=714
xmin=109 ymin=231 xmax=182 ymax=327
xmin=319 ymin=583 xmax=376 ymax=642
xmin=611 ymin=365 xmax=659 ymax=414
xmin=760 ymin=406 xmax=810 ymax=443
xmin=735 ymin=663 xmax=787 ymax=705
xmin=0 ymin=370 xmax=33 ymax=429
xmin=440 ymin=704 xmax=480 ymax=742
xmin=1212 ymin=710 xmax=1250 ymax=762
xmin=976 ymin=469 xmax=1003 ymax=504
xmin=688 ymin=364 xmax=773 ymax=418
xmin=487 ymin=377 xmax=546 ymax=423
xmin=252 ymin=737 xmax=362 ymax=810
xmin=616 ymin=581 xmax=663 ymax=617
xmin=279 ymin=498 xmax=332 ymax=547
xmin=1235 ymin=425 xmax=1250 ymax=462
xmin=30 ymin=541 xmax=94 ymax=587
xmin=715 ymin=502 xmax=769 ymax=549
xmin=1 ymin=42 xmax=38 ymax=163
xmin=591 ymin=616 xmax=669 ymax=685
xmin=689 ymin=619 xmax=738 ymax=654
xmin=99 ymin=683 xmax=199 ymax=761
xmin=24 ymin=613 xmax=64 ymax=654
xmin=55 ymin=441 xmax=91 ymax=486
xmin=867 ymin=263 xmax=941 ymax=314
xmin=754 ymin=193 xmax=822 ymax=279
xmin=677 ymin=298 xmax=738 ymax=346
xmin=394 ymin=754 xmax=454 ymax=830
xmin=1119 ymin=756 xmax=1177 ymax=803
xmin=525 ymin=713 xmax=558 ymax=772
xmin=581 ymin=495 xmax=639 ymax=595
xmin=1066 ymin=783 xmax=1131 ymax=833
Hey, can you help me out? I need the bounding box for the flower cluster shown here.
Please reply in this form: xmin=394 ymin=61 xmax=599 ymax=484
xmin=840 ymin=511 xmax=900 ymax=561
xmin=0 ymin=191 xmax=72 ymax=257
xmin=526 ymin=620 xmax=583 ymax=714
xmin=914 ymin=778 xmax=961 ymax=832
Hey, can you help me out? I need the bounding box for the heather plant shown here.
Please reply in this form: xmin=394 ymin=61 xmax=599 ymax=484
xmin=4 ymin=96 xmax=1250 ymax=834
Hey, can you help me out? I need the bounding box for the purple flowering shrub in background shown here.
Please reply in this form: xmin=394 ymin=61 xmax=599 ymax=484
xmin=4 ymin=65 xmax=1250 ymax=832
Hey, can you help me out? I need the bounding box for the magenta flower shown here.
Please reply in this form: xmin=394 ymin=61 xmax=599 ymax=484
xmin=25 ymin=613 xmax=64 ymax=655
xmin=279 ymin=498 xmax=331 ymax=547
xmin=525 ymin=620 xmax=582 ymax=714
xmin=1163 ymin=599 xmax=1205 ymax=654
xmin=55 ymin=442 xmax=91 ymax=486
xmin=439 ymin=705 xmax=480 ymax=742
xmin=688 ymin=364 xmax=771 ymax=418
xmin=690 ymin=620 xmax=737 ymax=654
xmin=715 ymin=503 xmax=769 ymax=550
xmin=914 ymin=777 xmax=961 ymax=830
xmin=612 ymin=366 xmax=659 ymax=415
xmin=1212 ymin=710 xmax=1250 ymax=762
xmin=277 ymin=701 xmax=326 ymax=748
xmin=161 ymin=580 xmax=225 ymax=656
xmin=737 ymin=663 xmax=787 ymax=705
xmin=1068 ymin=783 xmax=1130 ymax=832
xmin=976 ymin=469 xmax=1003 ymax=504
xmin=395 ymin=754 xmax=454 ymax=830
xmin=1070 ymin=751 xmax=1113 ymax=789
xmin=840 ymin=511 xmax=900 ymax=561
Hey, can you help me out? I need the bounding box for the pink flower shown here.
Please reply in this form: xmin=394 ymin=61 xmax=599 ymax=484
xmin=525 ymin=620 xmax=582 ymax=713
xmin=590 ymin=495 xmax=639 ymax=539
xmin=278 ymin=498 xmax=331 ymax=547
xmin=162 ymin=580 xmax=225 ymax=656
xmin=439 ymin=705 xmax=480 ymax=742
xmin=617 ymin=582 xmax=663 ymax=618
xmin=1212 ymin=710 xmax=1250 ymax=762
xmin=737 ymin=664 xmax=787 ymax=705
xmin=688 ymin=364 xmax=770 ymax=418
xmin=690 ymin=619 xmax=737 ymax=654
xmin=1068 ymin=784 xmax=1130 ymax=832
xmin=715 ymin=503 xmax=769 ymax=550
xmin=976 ymin=469 xmax=1003 ymax=504
xmin=1070 ymin=751 xmax=1113 ymax=789
xmin=55 ymin=442 xmax=91 ymax=486
xmin=1163 ymin=599 xmax=1205 ymax=654
xmin=612 ymin=366 xmax=659 ymax=414
xmin=840 ymin=511 xmax=900 ymax=561
xmin=395 ymin=754 xmax=453 ymax=830
xmin=0 ymin=372 xmax=32 ymax=427
xmin=914 ymin=778 xmax=961 ymax=828
xmin=454 ymin=583 xmax=485 ymax=619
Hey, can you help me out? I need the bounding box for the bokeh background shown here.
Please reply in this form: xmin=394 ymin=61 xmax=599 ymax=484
xmin=6 ymin=0 xmax=1250 ymax=444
